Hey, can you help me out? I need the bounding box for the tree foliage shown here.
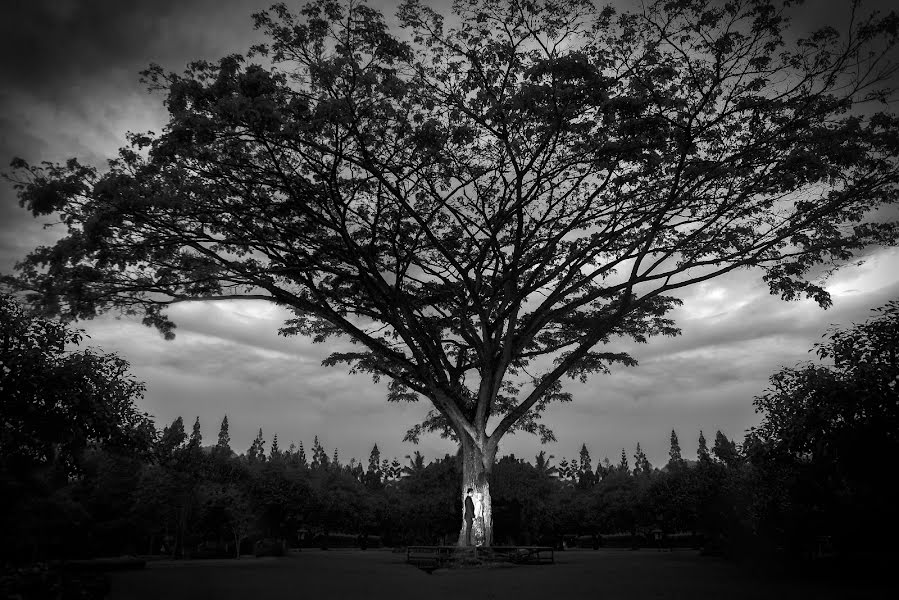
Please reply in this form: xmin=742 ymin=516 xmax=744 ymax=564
xmin=751 ymin=299 xmax=899 ymax=457
xmin=634 ymin=442 xmax=652 ymax=475
xmin=3 ymin=0 xmax=897 ymax=458
xmin=747 ymin=300 xmax=899 ymax=548
xmin=668 ymin=429 xmax=683 ymax=465
xmin=216 ymin=415 xmax=232 ymax=454
xmin=0 ymin=294 xmax=154 ymax=476
xmin=712 ymin=430 xmax=739 ymax=467
xmin=617 ymin=447 xmax=629 ymax=474
xmin=697 ymin=430 xmax=710 ymax=463
xmin=247 ymin=428 xmax=267 ymax=463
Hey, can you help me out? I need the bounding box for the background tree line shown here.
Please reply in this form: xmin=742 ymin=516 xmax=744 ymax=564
xmin=2 ymin=294 xmax=897 ymax=564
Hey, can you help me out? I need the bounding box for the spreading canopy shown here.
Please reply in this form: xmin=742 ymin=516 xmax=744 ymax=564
xmin=4 ymin=0 xmax=899 ymax=450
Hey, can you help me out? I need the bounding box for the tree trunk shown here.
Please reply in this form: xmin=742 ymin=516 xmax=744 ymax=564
xmin=457 ymin=434 xmax=496 ymax=547
xmin=233 ymin=530 xmax=242 ymax=559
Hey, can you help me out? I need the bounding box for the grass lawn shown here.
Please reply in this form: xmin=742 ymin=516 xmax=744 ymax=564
xmin=107 ymin=548 xmax=892 ymax=600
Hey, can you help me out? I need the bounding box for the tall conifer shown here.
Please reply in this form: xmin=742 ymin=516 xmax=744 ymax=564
xmin=618 ymin=448 xmax=630 ymax=474
xmin=189 ymin=416 xmax=202 ymax=448
xmin=634 ymin=443 xmax=652 ymax=474
xmin=247 ymin=428 xmax=266 ymax=463
xmin=669 ymin=429 xmax=683 ymax=465
xmin=216 ymin=415 xmax=231 ymax=453
xmin=697 ymin=430 xmax=710 ymax=463
xmin=297 ymin=441 xmax=307 ymax=468
xmin=269 ymin=434 xmax=281 ymax=460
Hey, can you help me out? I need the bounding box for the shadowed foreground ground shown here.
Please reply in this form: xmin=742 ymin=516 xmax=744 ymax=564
xmin=107 ymin=549 xmax=892 ymax=600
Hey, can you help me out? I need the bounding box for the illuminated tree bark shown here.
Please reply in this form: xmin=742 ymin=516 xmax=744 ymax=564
xmin=457 ymin=434 xmax=496 ymax=547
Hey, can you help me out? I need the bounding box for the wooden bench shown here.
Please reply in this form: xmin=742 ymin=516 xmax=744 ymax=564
xmin=405 ymin=545 xmax=554 ymax=569
xmin=406 ymin=546 xmax=457 ymax=570
xmin=481 ymin=546 xmax=554 ymax=564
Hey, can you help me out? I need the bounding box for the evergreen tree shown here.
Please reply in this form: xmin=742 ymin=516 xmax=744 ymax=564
xmin=390 ymin=457 xmax=402 ymax=480
xmin=557 ymin=457 xmax=571 ymax=480
xmin=669 ymin=429 xmax=683 ymax=465
xmin=189 ymin=416 xmax=202 ymax=449
xmin=297 ymin=441 xmax=307 ymax=468
xmin=364 ymin=444 xmax=382 ymax=489
xmin=576 ymin=444 xmax=595 ymax=488
xmin=712 ymin=430 xmax=739 ymax=466
xmin=634 ymin=442 xmax=652 ymax=475
xmin=367 ymin=445 xmax=381 ymax=473
xmin=247 ymin=428 xmax=266 ymax=463
xmin=568 ymin=458 xmax=580 ymax=482
xmin=578 ymin=444 xmax=592 ymax=474
xmin=331 ymin=447 xmax=341 ymax=469
xmin=185 ymin=417 xmax=204 ymax=474
xmin=617 ymin=448 xmax=630 ymax=475
xmin=216 ymin=415 xmax=231 ymax=453
xmin=697 ymin=430 xmax=711 ymax=463
xmin=159 ymin=416 xmax=186 ymax=457
xmin=269 ymin=434 xmax=282 ymax=461
xmin=311 ymin=436 xmax=328 ymax=469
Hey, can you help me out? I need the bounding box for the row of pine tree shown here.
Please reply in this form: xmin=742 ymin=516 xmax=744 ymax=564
xmin=163 ymin=412 xmax=740 ymax=484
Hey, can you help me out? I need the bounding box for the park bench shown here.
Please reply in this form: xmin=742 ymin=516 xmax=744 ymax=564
xmin=482 ymin=546 xmax=554 ymax=564
xmin=405 ymin=546 xmax=458 ymax=570
xmin=405 ymin=545 xmax=554 ymax=570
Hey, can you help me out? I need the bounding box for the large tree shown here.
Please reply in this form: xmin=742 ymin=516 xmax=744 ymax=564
xmin=4 ymin=0 xmax=898 ymax=545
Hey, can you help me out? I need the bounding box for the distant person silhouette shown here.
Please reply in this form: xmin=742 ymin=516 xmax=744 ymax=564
xmin=464 ymin=488 xmax=475 ymax=546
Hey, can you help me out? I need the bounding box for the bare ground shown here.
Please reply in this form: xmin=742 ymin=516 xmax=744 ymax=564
xmin=106 ymin=548 xmax=893 ymax=600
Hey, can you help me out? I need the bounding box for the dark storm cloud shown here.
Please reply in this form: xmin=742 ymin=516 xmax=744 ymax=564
xmin=0 ymin=0 xmax=270 ymax=272
xmin=1 ymin=0 xmax=266 ymax=96
xmin=790 ymin=0 xmax=894 ymax=36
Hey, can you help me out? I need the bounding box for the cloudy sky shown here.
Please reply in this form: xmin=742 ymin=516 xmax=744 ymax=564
xmin=2 ymin=0 xmax=898 ymax=469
